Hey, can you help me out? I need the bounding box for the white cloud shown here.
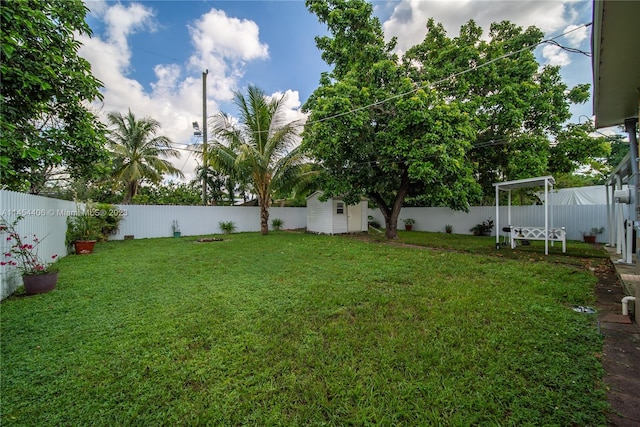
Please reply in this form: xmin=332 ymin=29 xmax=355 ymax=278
xmin=188 ymin=9 xmax=269 ymax=62
xmin=103 ymin=3 xmax=156 ymax=50
xmin=382 ymin=0 xmax=577 ymax=63
xmin=266 ymin=90 xmax=309 ymax=127
xmin=77 ymin=4 xmax=273 ymax=182
xmin=563 ymin=24 xmax=589 ymax=46
xmin=541 ymin=44 xmax=571 ymax=66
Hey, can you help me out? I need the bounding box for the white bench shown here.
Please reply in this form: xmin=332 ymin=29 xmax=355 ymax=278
xmin=509 ymin=226 xmax=566 ymax=253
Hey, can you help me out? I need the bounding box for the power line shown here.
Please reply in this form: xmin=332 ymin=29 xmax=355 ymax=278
xmin=212 ymin=21 xmax=592 ymax=139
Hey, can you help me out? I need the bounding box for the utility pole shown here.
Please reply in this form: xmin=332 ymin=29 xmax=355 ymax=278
xmin=202 ymin=69 xmax=208 ymax=205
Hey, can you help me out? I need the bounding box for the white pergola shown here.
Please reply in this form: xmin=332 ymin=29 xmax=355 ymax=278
xmin=493 ymin=176 xmax=560 ymax=255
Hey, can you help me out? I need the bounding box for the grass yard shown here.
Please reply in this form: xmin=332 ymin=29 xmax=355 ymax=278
xmin=1 ymin=231 xmax=608 ymax=425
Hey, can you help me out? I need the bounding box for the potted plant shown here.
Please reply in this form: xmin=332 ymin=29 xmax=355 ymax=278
xmin=1 ymin=215 xmax=59 ymax=294
xmin=582 ymin=227 xmax=604 ymax=243
xmin=65 ymin=202 xmax=102 ymax=254
xmin=445 ymin=224 xmax=453 ymax=234
xmin=470 ymin=219 xmax=494 ymax=236
xmin=172 ymin=220 xmax=181 ymax=238
xmin=402 ymin=218 xmax=415 ymax=231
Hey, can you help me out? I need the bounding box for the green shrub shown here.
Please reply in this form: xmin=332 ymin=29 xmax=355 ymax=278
xmin=271 ymin=218 xmax=284 ymax=231
xmin=219 ymin=221 xmax=237 ymax=234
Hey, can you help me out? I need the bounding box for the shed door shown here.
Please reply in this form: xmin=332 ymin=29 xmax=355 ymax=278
xmin=347 ymin=203 xmax=362 ymax=232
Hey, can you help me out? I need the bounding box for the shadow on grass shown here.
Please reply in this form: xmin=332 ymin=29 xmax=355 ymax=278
xmin=355 ymin=230 xmax=608 ymax=267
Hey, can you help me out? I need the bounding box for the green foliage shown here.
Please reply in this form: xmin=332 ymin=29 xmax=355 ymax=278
xmin=401 ymin=19 xmax=591 ymax=202
xmin=0 ymin=0 xmax=108 ymax=192
xmin=107 ymin=110 xmax=184 ymax=203
xmin=270 ymin=218 xmax=284 ymax=231
xmin=604 ymin=133 xmax=630 ymax=176
xmin=583 ymin=227 xmax=604 ymax=237
xmin=548 ymin=121 xmax=610 ymax=176
xmin=218 ymin=221 xmax=237 ymax=234
xmin=304 ymin=0 xmax=479 ymax=239
xmin=131 ymin=182 xmax=202 ymax=206
xmin=209 ymin=86 xmax=318 ymax=234
xmin=470 ymin=219 xmax=495 ymax=235
xmin=94 ymin=203 xmax=124 ymax=240
xmin=0 ymin=233 xmax=607 ymax=425
xmin=65 ymin=202 xmax=103 ymax=246
xmin=190 ymin=166 xmax=241 ymax=206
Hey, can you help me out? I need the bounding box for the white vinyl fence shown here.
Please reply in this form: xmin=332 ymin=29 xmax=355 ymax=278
xmin=111 ymin=205 xmax=307 ymax=240
xmin=370 ymin=204 xmax=610 ymax=242
xmin=1 ymin=191 xmax=76 ymax=299
xmin=1 ymin=189 xmax=609 ymax=299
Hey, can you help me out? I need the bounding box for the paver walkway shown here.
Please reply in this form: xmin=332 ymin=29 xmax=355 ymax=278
xmin=597 ymin=252 xmax=640 ymax=426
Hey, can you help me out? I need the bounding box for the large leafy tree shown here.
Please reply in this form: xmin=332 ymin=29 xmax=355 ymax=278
xmin=107 ymin=111 xmax=184 ymax=203
xmin=131 ymin=182 xmax=202 ymax=206
xmin=548 ymin=121 xmax=610 ymax=177
xmin=1 ymin=0 xmax=108 ymax=192
xmin=208 ymin=85 xmax=316 ymax=235
xmin=303 ymin=0 xmax=479 ymax=239
xmin=402 ymin=19 xmax=591 ymax=202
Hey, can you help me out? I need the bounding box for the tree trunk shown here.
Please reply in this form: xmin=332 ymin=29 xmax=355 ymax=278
xmin=260 ymin=202 xmax=269 ymax=235
xmin=369 ymin=169 xmax=410 ymax=240
xmin=124 ymin=180 xmax=139 ymax=204
xmin=370 ymin=192 xmax=405 ymax=239
xmin=258 ymin=185 xmax=270 ymax=235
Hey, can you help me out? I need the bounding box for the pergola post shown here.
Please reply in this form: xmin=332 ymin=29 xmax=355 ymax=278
xmin=544 ymin=178 xmax=549 ymax=255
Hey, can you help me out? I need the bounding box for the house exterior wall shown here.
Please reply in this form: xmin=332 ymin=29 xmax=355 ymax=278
xmin=346 ymin=201 xmax=368 ymax=232
xmin=306 ymin=192 xmax=333 ymax=234
xmin=306 ymin=192 xmax=367 ymax=235
xmin=332 ymin=199 xmax=348 ymax=234
xmin=360 ymin=202 xmax=368 ymax=231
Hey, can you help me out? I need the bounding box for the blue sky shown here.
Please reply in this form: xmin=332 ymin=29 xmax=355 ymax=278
xmin=80 ymin=0 xmax=596 ymax=181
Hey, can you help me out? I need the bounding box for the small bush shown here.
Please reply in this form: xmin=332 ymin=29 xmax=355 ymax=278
xmin=271 ymin=218 xmax=284 ymax=231
xmin=219 ymin=221 xmax=237 ymax=234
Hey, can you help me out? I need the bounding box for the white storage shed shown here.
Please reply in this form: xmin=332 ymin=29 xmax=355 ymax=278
xmin=306 ymin=191 xmax=368 ymax=234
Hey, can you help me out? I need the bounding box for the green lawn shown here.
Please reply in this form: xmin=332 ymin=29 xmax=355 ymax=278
xmin=1 ymin=232 xmax=608 ymax=425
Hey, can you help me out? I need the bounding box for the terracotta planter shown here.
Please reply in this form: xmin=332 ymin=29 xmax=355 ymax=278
xmin=583 ymin=235 xmax=597 ymax=244
xmin=405 ymin=224 xmax=413 ymax=231
xmin=74 ymin=240 xmax=96 ymax=255
xmin=22 ymin=271 xmax=58 ymax=295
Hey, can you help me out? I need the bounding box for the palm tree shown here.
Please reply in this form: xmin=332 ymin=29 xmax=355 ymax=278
xmin=208 ymin=85 xmax=316 ymax=235
xmin=107 ymin=110 xmax=184 ymax=203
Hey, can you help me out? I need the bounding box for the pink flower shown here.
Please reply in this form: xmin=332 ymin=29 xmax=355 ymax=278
xmin=1 ymin=216 xmax=56 ymax=275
